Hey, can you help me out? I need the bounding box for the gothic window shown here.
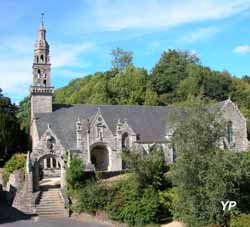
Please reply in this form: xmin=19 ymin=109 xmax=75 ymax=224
xmin=43 ymin=80 xmax=46 ymax=86
xmin=227 ymin=121 xmax=233 ymax=144
xmin=122 ymin=132 xmax=129 ymax=150
xmin=41 ymin=55 xmax=44 ymax=62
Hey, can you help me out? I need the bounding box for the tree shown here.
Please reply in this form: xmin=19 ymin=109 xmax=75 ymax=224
xmin=170 ymin=97 xmax=237 ymax=227
xmin=151 ymin=50 xmax=199 ymax=101
xmin=0 ymin=90 xmax=28 ymax=165
xmin=16 ymin=97 xmax=30 ymax=134
xmin=111 ymin=48 xmax=133 ymax=73
xmin=108 ymin=65 xmax=149 ymax=105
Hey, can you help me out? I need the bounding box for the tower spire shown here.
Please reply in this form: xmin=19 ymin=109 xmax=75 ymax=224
xmin=30 ymin=18 xmax=53 ymax=117
xmin=41 ymin=12 xmax=44 ymax=26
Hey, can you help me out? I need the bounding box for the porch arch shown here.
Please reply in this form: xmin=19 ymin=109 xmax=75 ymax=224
xmin=33 ymin=153 xmax=64 ymax=191
xmin=90 ymin=142 xmax=110 ymax=171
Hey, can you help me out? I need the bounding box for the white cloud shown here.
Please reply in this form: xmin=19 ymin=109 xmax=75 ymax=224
xmin=180 ymin=26 xmax=219 ymax=43
xmin=52 ymin=41 xmax=95 ymax=68
xmin=80 ymin=0 xmax=250 ymax=31
xmin=233 ymin=45 xmax=250 ymax=54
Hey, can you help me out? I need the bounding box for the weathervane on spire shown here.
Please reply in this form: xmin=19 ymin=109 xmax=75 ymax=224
xmin=41 ymin=12 xmax=44 ymax=25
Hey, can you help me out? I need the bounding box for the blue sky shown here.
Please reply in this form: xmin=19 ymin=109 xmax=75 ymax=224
xmin=1 ymin=0 xmax=250 ymax=103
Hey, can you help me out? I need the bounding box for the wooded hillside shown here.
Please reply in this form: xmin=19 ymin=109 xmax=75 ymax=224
xmin=54 ymin=49 xmax=250 ymax=117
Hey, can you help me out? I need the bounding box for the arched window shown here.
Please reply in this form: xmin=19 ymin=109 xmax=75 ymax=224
xmin=40 ymin=55 xmax=44 ymax=62
xmin=122 ymin=132 xmax=129 ymax=150
xmin=227 ymin=121 xmax=233 ymax=144
xmin=37 ymin=69 xmax=41 ymax=78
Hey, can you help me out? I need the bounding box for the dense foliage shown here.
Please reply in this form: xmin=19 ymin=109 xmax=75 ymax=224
xmin=230 ymin=213 xmax=250 ymax=227
xmin=170 ymin=97 xmax=250 ymax=227
xmin=16 ymin=97 xmax=30 ymax=135
xmin=2 ymin=154 xmax=26 ymax=185
xmin=65 ymin=155 xmax=86 ymax=190
xmin=67 ymin=149 xmax=170 ymax=227
xmin=72 ymin=181 xmax=109 ymax=214
xmin=0 ymin=89 xmax=28 ymax=166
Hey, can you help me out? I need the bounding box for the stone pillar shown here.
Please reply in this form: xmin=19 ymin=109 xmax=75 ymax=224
xmin=56 ymin=160 xmax=59 ymax=168
xmin=44 ymin=159 xmax=47 ymax=169
xmin=87 ymin=133 xmax=91 ymax=164
xmin=61 ymin=164 xmax=65 ymax=189
xmin=50 ymin=157 xmax=53 ymax=169
xmin=76 ymin=117 xmax=83 ymax=151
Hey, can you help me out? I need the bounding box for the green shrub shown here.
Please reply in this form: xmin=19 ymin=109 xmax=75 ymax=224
xmin=158 ymin=187 xmax=177 ymax=216
xmin=3 ymin=154 xmax=25 ymax=185
xmin=231 ymin=213 xmax=250 ymax=227
xmin=65 ymin=155 xmax=86 ymax=190
xmin=123 ymin=148 xmax=166 ymax=190
xmin=107 ymin=180 xmax=160 ymax=227
xmin=72 ymin=181 xmax=109 ymax=213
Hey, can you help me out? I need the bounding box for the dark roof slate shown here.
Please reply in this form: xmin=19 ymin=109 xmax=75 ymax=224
xmin=35 ymin=104 xmax=185 ymax=149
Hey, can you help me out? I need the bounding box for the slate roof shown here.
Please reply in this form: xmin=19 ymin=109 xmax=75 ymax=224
xmin=35 ymin=104 xmax=185 ymax=150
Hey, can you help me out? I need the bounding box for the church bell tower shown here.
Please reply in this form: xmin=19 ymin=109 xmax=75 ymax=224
xmin=30 ymin=16 xmax=53 ymax=117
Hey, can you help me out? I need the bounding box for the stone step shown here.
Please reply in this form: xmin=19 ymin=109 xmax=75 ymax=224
xmin=36 ymin=187 xmax=66 ymax=217
xmin=38 ymin=213 xmax=65 ymax=217
xmin=36 ymin=204 xmax=64 ymax=208
xmin=36 ymin=212 xmax=66 ymax=216
xmin=39 ymin=200 xmax=63 ymax=203
xmin=39 ymin=197 xmax=62 ymax=201
xmin=36 ymin=208 xmax=65 ymax=212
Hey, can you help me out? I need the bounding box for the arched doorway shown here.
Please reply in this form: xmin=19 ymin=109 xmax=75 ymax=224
xmin=91 ymin=144 xmax=109 ymax=171
xmin=33 ymin=154 xmax=63 ymax=190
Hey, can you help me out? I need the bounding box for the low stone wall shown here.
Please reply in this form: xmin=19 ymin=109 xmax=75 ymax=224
xmin=43 ymin=168 xmax=60 ymax=178
xmin=98 ymin=170 xmax=127 ymax=179
xmin=1 ymin=169 xmax=25 ymax=205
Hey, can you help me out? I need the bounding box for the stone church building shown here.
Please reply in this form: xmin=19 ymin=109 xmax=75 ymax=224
xmin=29 ymin=22 xmax=249 ymax=190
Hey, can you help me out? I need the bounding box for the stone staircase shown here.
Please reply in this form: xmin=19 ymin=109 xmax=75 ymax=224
xmin=35 ymin=186 xmax=66 ymax=217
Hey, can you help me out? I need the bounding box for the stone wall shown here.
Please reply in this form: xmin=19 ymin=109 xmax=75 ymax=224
xmin=31 ymin=94 xmax=52 ymax=115
xmin=221 ymin=100 xmax=249 ymax=152
xmin=5 ymin=170 xmax=24 ymax=205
